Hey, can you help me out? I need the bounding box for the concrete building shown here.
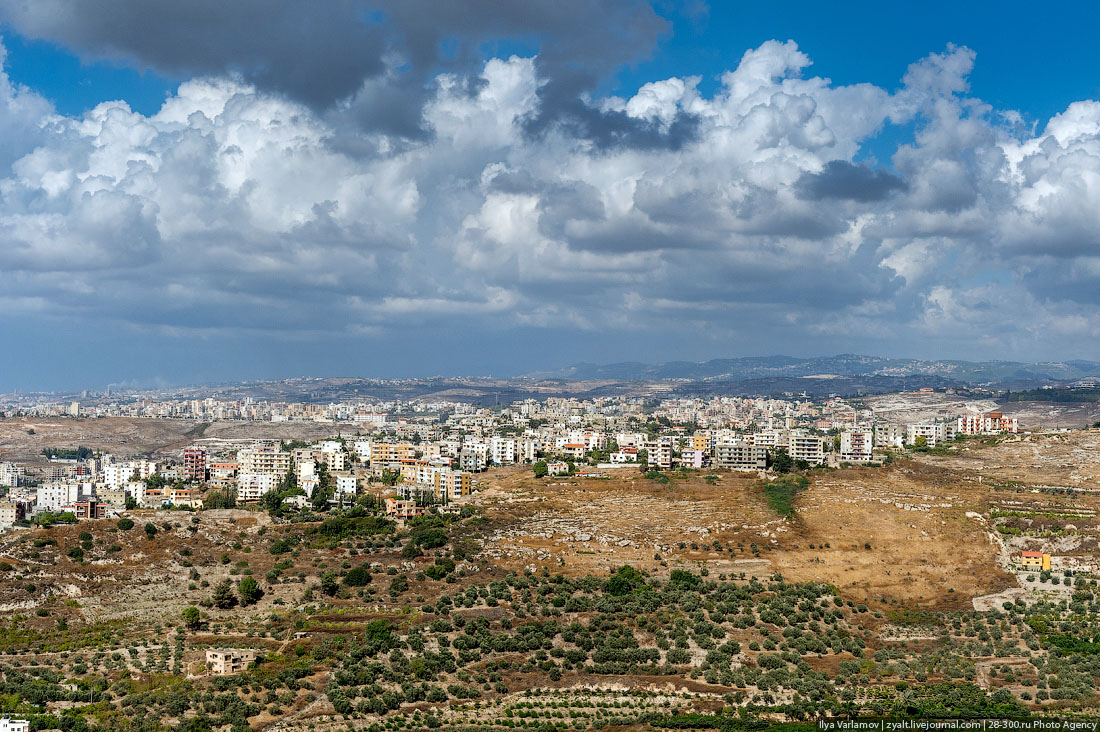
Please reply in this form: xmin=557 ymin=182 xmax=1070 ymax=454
xmin=839 ymin=429 xmax=874 ymax=463
xmin=335 ymin=473 xmax=358 ymax=500
xmin=874 ymin=424 xmax=904 ymax=449
xmin=957 ymin=412 xmax=1019 ymax=435
xmin=788 ymin=433 xmax=826 ymax=465
xmin=236 ymin=473 xmax=277 ymax=502
xmin=547 ymin=461 xmax=569 ymax=476
xmin=460 ymin=442 xmax=488 ymax=472
xmin=384 ymin=497 xmax=425 ymax=520
xmin=206 ymin=648 xmax=257 ymax=675
xmin=433 ymin=469 xmax=472 ymax=502
xmin=714 ymin=442 xmax=768 ymax=471
xmin=237 ymin=445 xmax=291 ymax=476
xmin=644 ymin=436 xmax=673 ymax=469
xmin=0 ymin=718 xmax=30 ymax=732
xmin=182 ymin=447 xmax=208 ymax=482
xmin=680 ymin=449 xmax=706 ymax=469
xmin=36 ymin=482 xmax=82 ymax=511
xmin=489 ymin=436 xmax=516 ymax=465
xmin=0 ymin=501 xmax=26 ymax=528
xmin=0 ymin=463 xmax=23 ymax=488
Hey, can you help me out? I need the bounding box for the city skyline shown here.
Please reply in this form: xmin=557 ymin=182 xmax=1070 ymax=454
xmin=2 ymin=2 xmax=1100 ymax=390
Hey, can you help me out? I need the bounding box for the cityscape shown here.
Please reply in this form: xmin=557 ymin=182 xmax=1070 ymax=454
xmin=2 ymin=2 xmax=1100 ymax=732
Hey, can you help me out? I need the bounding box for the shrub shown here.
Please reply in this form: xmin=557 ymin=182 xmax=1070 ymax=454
xmin=117 ymin=518 xmax=134 ymax=530
xmin=343 ymin=566 xmax=373 ymax=587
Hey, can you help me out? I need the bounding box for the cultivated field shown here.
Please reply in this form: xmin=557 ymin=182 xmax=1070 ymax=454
xmin=0 ymin=430 xmax=1099 ymax=730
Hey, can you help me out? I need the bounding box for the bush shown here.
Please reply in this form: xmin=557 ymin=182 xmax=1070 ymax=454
xmin=343 ymin=566 xmax=373 ymax=587
xmin=67 ymin=547 xmax=84 ymax=561
xmin=144 ymin=522 xmax=157 ymax=537
xmin=117 ymin=518 xmax=134 ymax=530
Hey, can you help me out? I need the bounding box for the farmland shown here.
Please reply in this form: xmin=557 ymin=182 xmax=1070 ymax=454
xmin=0 ymin=431 xmax=1099 ymax=729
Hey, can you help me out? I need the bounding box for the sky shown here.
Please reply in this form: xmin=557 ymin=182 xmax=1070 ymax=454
xmin=1 ymin=1 xmax=1100 ymax=391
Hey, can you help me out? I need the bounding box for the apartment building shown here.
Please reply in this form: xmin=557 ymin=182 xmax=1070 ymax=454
xmin=839 ymin=429 xmax=873 ymax=463
xmin=691 ymin=431 xmax=715 ymax=454
xmin=460 ymin=442 xmax=488 ymax=472
xmin=0 ymin=462 xmax=23 ymax=488
xmin=874 ymin=424 xmax=905 ymax=449
xmin=209 ymin=462 xmax=238 ymax=487
xmin=433 ymin=469 xmax=472 ymax=502
xmin=957 ymin=412 xmax=1019 ymax=435
xmin=680 ymin=449 xmax=706 ymax=469
xmin=906 ymin=421 xmax=956 ymax=447
xmin=237 ymin=445 xmax=291 ymax=476
xmin=371 ymin=442 xmax=415 ymax=466
xmin=645 ymin=436 xmax=673 ymax=469
xmin=182 ymin=447 xmax=208 ymax=482
xmin=714 ymin=442 xmax=768 ymax=471
xmin=0 ymin=501 xmax=26 ymax=528
xmin=789 ymin=433 xmax=826 ymax=465
xmin=384 ymin=497 xmax=425 ymax=520
xmin=0 ymin=718 xmax=30 ymax=732
xmin=36 ymin=482 xmax=82 ymax=511
xmin=236 ymin=473 xmax=277 ymax=502
xmin=335 ymin=473 xmax=358 ymax=500
xmin=489 ymin=436 xmax=516 ymax=465
xmin=104 ymin=460 xmax=157 ymax=490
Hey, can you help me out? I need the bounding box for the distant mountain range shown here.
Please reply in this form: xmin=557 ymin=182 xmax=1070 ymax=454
xmin=526 ymin=354 xmax=1100 ymax=388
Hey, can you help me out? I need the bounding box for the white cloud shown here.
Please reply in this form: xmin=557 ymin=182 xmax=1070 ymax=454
xmin=2 ymin=37 xmax=1100 ymax=365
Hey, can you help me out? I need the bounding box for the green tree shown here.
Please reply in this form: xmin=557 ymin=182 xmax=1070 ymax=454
xmin=143 ymin=522 xmax=158 ymax=538
xmin=636 ymin=448 xmax=649 ymax=472
xmin=117 ymin=518 xmax=134 ymax=530
xmin=211 ymin=580 xmax=238 ymax=609
xmin=181 ymin=606 xmax=201 ymax=630
xmin=238 ymin=576 xmax=263 ymax=606
xmin=532 ymin=460 xmax=548 ymax=478
xmin=320 ymin=571 xmax=340 ymax=596
xmin=768 ymin=447 xmax=793 ymax=474
xmin=343 ymin=565 xmax=373 ymax=587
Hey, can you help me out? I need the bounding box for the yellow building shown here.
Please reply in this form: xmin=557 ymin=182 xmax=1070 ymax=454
xmin=1021 ymin=551 xmax=1051 ymax=571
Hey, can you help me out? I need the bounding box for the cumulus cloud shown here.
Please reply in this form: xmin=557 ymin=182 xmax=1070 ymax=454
xmin=1 ymin=30 xmax=1100 ymax=380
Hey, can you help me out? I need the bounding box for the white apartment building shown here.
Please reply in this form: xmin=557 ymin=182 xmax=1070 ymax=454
xmin=839 ymin=429 xmax=874 ymax=463
xmin=489 ymin=436 xmax=516 ymax=465
xmin=0 ymin=718 xmax=30 ymax=732
xmin=789 ymin=433 xmax=826 ymax=465
xmin=0 ymin=462 xmax=23 ymax=488
xmin=516 ymin=437 xmax=538 ymax=463
xmin=236 ymin=473 xmax=277 ymax=502
xmin=353 ymin=440 xmax=372 ymax=462
xmin=906 ymin=421 xmax=956 ymax=447
xmin=874 ymin=424 xmax=905 ymax=449
xmin=335 ymin=473 xmax=358 ymax=500
xmin=36 ymin=482 xmax=82 ymax=511
xmin=645 ymin=436 xmax=673 ymax=469
xmin=104 ymin=460 xmax=157 ymax=490
xmin=237 ymin=445 xmax=291 ymax=476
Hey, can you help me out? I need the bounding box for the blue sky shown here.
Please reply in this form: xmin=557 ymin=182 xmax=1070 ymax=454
xmin=1 ymin=1 xmax=1099 ymax=391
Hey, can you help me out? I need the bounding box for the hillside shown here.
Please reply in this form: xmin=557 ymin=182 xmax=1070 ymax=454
xmin=0 ymin=432 xmax=1099 ymax=729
